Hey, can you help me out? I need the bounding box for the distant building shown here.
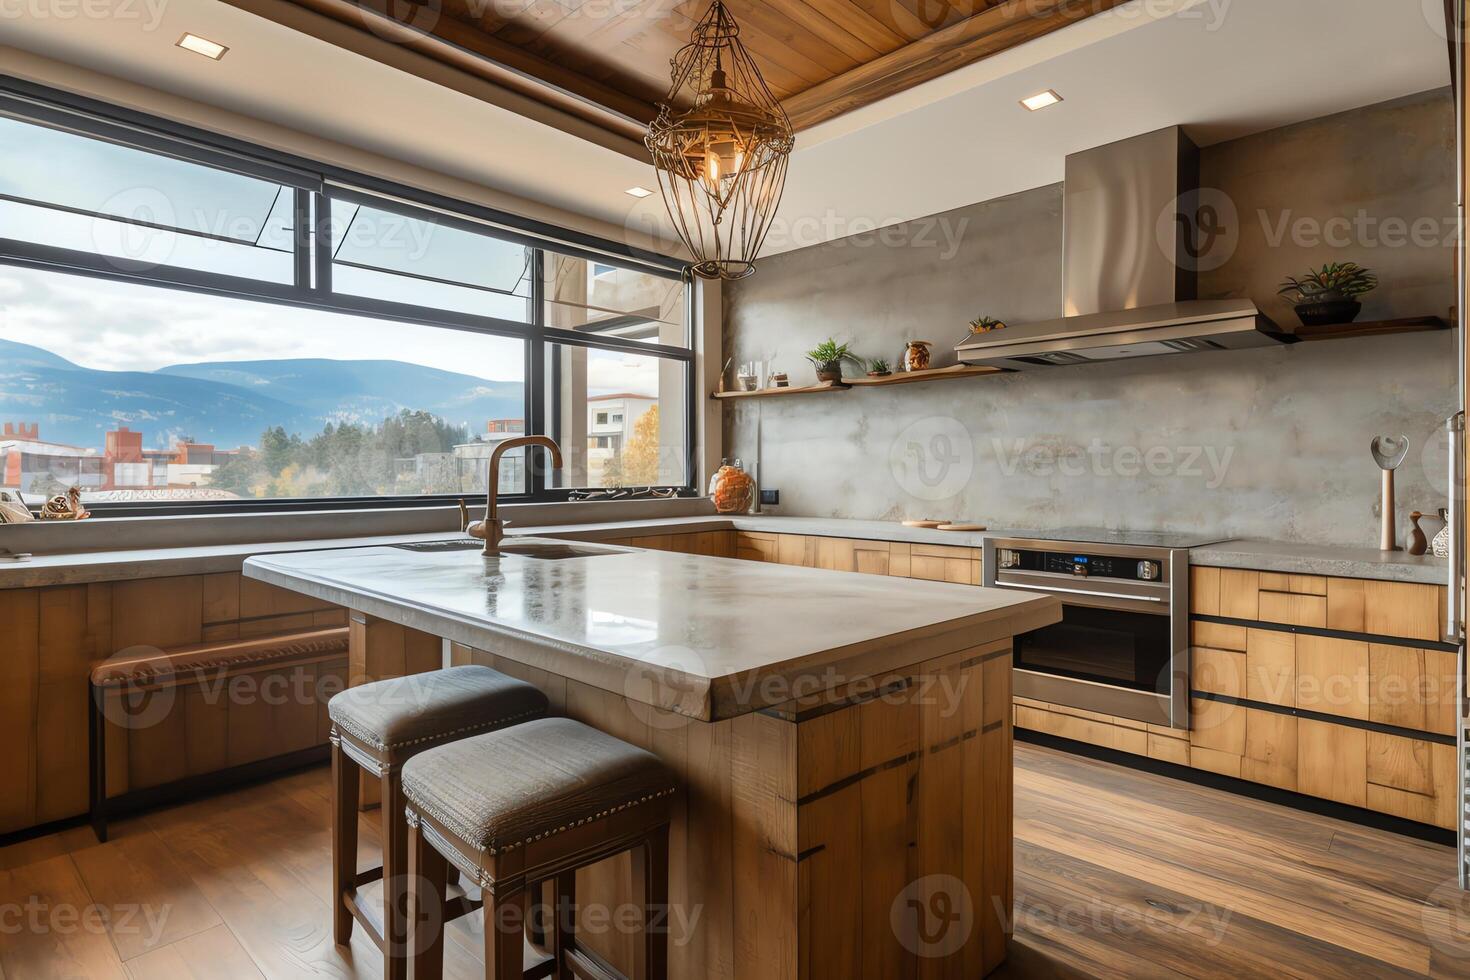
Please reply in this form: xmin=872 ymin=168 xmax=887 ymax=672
xmin=586 ymin=394 xmax=655 ymax=485
xmin=0 ymin=423 xmax=103 ymax=494
xmin=451 ymin=419 xmax=527 ymax=493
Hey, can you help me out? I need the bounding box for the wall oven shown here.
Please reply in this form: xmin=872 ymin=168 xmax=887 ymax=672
xmin=983 ymin=537 xmax=1190 ymax=729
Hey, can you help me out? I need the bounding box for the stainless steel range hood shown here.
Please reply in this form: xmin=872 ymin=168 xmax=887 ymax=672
xmin=957 ymin=126 xmax=1289 ymax=370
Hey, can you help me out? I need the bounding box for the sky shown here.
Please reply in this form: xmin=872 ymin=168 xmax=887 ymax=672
xmin=0 ymin=115 xmax=663 ymax=396
xmin=0 ymin=265 xmax=662 ymax=396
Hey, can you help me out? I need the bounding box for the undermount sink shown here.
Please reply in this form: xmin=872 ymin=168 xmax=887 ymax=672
xmin=387 ymin=540 xmax=629 ymax=560
xmin=493 ymin=542 xmax=630 ymax=560
xmin=389 ymin=540 xmax=485 ymax=553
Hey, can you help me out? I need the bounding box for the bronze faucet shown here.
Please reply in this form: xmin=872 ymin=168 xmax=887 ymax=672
xmin=470 ymin=435 xmax=563 ymax=554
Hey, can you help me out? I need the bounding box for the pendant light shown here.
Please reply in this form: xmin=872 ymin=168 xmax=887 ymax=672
xmin=645 ymin=1 xmax=795 ymax=280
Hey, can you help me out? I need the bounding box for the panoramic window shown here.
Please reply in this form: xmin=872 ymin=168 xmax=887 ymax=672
xmin=0 ymin=103 xmax=692 ymax=512
xmin=0 ymin=116 xmax=296 ymax=282
xmin=0 ymin=266 xmax=526 ymax=505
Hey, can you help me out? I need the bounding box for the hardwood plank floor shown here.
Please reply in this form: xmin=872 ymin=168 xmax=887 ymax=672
xmin=0 ymin=745 xmax=1463 ymax=978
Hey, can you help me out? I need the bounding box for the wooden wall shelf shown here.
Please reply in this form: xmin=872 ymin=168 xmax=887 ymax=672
xmin=711 ymin=381 xmax=849 ymax=400
xmin=711 ymin=363 xmax=1002 ymax=400
xmin=846 ymin=364 xmax=1002 ymax=386
xmin=1289 ymin=315 xmax=1449 ymax=342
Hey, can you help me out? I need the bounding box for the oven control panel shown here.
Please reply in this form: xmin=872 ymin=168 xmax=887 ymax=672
xmin=996 ymin=547 xmax=1162 ymax=582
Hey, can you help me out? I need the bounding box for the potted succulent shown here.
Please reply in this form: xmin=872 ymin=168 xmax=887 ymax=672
xmin=866 ymin=356 xmax=892 ymax=378
xmin=805 ymin=339 xmax=857 ymax=383
xmin=968 ymin=315 xmax=1007 ymax=334
xmin=1278 ymin=262 xmax=1377 ymax=326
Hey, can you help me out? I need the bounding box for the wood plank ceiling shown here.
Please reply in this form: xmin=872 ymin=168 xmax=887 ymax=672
xmin=246 ymin=0 xmax=1128 ymax=144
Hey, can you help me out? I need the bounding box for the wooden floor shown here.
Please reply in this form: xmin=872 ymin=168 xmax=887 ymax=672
xmin=1 ymin=742 xmax=1467 ymax=978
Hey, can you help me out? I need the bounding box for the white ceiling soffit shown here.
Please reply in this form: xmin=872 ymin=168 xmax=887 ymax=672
xmin=773 ymin=0 xmax=1451 ymax=255
xmin=0 ymin=0 xmax=1452 ymax=257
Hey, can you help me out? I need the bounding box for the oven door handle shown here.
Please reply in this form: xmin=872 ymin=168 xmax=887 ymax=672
xmin=991 ymin=581 xmax=1167 ymax=604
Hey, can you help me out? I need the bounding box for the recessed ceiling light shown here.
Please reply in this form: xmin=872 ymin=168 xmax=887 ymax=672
xmin=1021 ymin=90 xmax=1063 ymax=112
xmin=625 ymin=186 xmax=654 ymax=198
xmin=177 ymin=33 xmax=229 ymax=61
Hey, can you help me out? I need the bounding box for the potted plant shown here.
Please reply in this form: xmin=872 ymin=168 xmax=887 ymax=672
xmin=805 ymin=339 xmax=856 ymax=383
xmin=866 ymin=356 xmax=892 ymax=378
xmin=968 ymin=315 xmax=1007 ymax=334
xmin=1278 ymin=262 xmax=1377 ymax=326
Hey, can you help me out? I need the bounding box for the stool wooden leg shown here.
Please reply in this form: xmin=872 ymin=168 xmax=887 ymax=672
xmin=631 ymin=828 xmax=669 ymax=980
xmin=486 ymin=886 xmax=526 ymax=980
xmin=552 ymin=871 xmax=576 ymax=979
xmin=381 ymin=768 xmax=409 ymax=980
xmin=330 ymin=736 xmax=360 ymax=946
xmin=88 ymin=686 xmax=108 ymax=845
xmin=408 ymin=817 xmax=447 ymax=980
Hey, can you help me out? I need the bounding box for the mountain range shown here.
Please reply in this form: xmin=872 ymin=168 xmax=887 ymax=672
xmin=0 ymin=338 xmax=525 ymax=451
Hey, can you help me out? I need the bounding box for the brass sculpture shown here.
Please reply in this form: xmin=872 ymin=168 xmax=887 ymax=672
xmin=38 ymin=486 xmax=89 ymax=521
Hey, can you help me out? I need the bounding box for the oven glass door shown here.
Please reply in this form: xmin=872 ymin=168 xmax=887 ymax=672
xmin=1013 ymin=602 xmax=1173 ymax=695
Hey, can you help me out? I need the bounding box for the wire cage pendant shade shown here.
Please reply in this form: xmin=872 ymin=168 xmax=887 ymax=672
xmin=646 ymin=0 xmax=795 ymax=281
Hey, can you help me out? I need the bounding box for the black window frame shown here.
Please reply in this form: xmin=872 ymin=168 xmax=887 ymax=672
xmin=0 ymin=75 xmax=697 ymax=517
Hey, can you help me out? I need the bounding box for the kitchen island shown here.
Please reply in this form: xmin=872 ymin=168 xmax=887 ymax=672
xmin=245 ymin=537 xmax=1060 ymax=979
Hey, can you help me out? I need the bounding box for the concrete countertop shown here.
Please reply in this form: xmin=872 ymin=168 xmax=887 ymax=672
xmin=244 ymin=539 xmax=1060 ymax=721
xmin=1188 ymin=539 xmax=1448 ymax=586
xmin=0 ymin=512 xmax=1447 ymax=588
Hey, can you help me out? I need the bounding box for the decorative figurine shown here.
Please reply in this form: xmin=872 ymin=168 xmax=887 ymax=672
xmin=1433 ymin=507 xmax=1451 ymax=559
xmin=1408 ymin=511 xmax=1428 ymax=556
xmin=38 ymin=486 xmax=89 ymax=521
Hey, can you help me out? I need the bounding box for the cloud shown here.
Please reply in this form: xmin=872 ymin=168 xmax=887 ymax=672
xmin=0 ymin=266 xmax=524 ymax=381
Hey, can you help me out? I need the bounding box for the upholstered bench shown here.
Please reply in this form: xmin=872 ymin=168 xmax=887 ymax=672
xmin=403 ymin=716 xmax=678 ymax=980
xmin=328 ymin=665 xmax=549 ymax=980
xmin=88 ymin=625 xmax=350 ymax=843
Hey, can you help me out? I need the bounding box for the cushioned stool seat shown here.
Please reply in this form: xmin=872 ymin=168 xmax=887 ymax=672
xmin=402 ymin=717 xmax=677 ymax=857
xmin=403 ymin=717 xmax=678 ymax=980
xmin=330 ymin=664 xmax=549 ymax=759
xmin=328 ymin=665 xmax=549 ymax=980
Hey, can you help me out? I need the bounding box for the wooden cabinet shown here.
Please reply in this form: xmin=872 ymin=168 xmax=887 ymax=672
xmin=0 ymin=574 xmax=347 ymax=835
xmin=904 ymin=543 xmax=981 ymax=585
xmin=1183 ymin=563 xmax=1454 ymax=828
xmin=731 ymin=531 xmax=978 ymax=584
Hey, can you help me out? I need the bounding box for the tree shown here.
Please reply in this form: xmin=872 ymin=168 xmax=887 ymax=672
xmin=605 ymin=404 xmax=662 ymax=486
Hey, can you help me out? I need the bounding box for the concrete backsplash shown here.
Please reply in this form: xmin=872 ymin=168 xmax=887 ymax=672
xmin=722 ymin=90 xmax=1458 ymax=548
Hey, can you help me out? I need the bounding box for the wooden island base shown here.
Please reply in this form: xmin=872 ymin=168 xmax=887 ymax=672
xmin=350 ymin=612 xmax=1015 ymax=979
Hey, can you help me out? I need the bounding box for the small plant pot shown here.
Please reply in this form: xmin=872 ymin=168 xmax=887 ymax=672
xmin=1294 ymin=298 xmax=1361 ymax=327
xmin=814 ymin=362 xmax=843 ymax=384
xmin=867 ymin=370 xmax=892 ymax=378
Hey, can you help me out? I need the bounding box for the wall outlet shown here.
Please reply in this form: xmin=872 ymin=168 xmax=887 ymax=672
xmin=760 ymin=488 xmax=780 ymax=506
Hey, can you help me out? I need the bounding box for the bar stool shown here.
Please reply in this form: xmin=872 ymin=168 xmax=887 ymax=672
xmin=329 ymin=665 xmax=549 ymax=980
xmin=402 ymin=717 xmax=678 ymax=980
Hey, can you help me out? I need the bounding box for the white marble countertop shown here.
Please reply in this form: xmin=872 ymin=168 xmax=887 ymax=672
xmin=0 ymin=512 xmax=1446 ymax=588
xmin=244 ymin=539 xmax=1060 ymax=721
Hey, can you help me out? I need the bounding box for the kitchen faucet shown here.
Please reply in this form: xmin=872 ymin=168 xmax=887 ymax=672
xmin=472 ymin=435 xmax=563 ymax=554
